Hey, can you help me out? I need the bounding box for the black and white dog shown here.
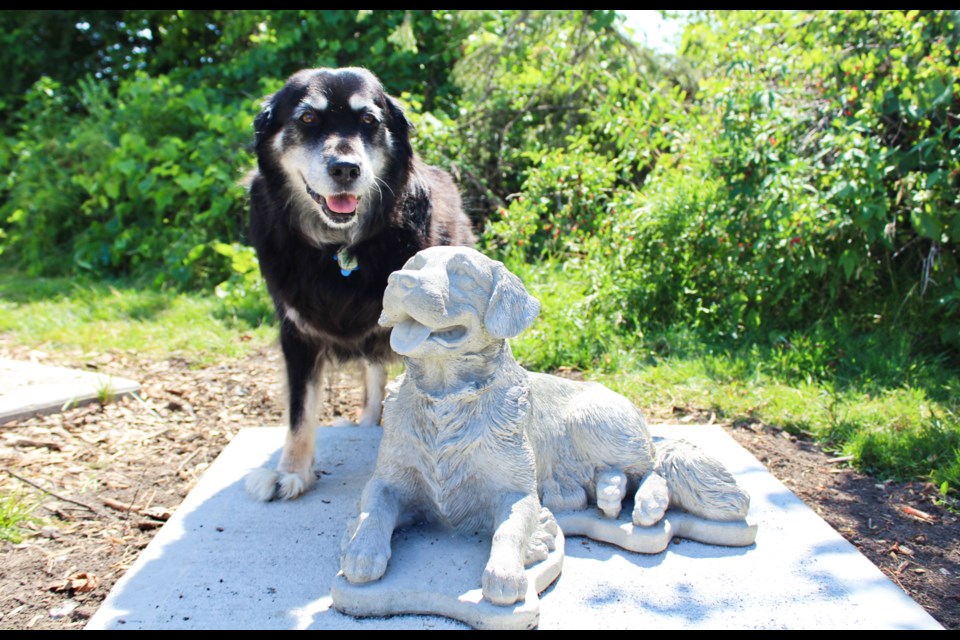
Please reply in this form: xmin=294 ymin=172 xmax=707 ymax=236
xmin=244 ymin=67 xmax=475 ymax=501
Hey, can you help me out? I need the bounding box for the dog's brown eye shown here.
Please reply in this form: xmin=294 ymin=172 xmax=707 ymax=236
xmin=361 ymin=113 xmax=378 ymax=126
xmin=300 ymin=112 xmax=318 ymax=125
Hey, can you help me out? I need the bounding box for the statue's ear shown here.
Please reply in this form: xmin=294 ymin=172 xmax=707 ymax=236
xmin=483 ymin=262 xmax=540 ymax=339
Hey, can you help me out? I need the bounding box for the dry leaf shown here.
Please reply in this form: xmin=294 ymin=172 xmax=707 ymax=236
xmin=900 ymin=505 xmax=937 ymax=523
xmin=68 ymin=572 xmax=100 ymax=593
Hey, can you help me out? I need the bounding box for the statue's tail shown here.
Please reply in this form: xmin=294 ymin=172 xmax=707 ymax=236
xmin=654 ymin=438 xmax=750 ymax=521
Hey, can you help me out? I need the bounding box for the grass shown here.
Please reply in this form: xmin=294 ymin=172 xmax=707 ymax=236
xmin=95 ymin=375 xmax=117 ymax=405
xmin=597 ymin=351 xmax=960 ymax=487
xmin=0 ymin=271 xmax=276 ymax=365
xmin=0 ymin=492 xmax=41 ymax=544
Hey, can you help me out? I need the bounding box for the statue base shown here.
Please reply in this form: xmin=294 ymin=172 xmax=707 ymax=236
xmin=332 ymin=524 xmax=565 ymax=630
xmin=557 ymin=505 xmax=758 ymax=553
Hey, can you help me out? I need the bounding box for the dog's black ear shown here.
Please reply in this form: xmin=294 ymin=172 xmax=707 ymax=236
xmin=385 ymin=94 xmax=414 ymax=159
xmin=253 ymin=96 xmax=275 ymax=147
xmin=484 ymin=262 xmax=541 ymax=339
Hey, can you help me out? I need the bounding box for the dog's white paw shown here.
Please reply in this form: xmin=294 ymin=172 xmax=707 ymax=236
xmin=482 ymin=559 xmax=528 ymax=606
xmin=245 ymin=467 xmax=281 ymax=502
xmin=276 ymin=469 xmax=314 ymax=500
xmin=633 ymin=471 xmax=669 ymax=527
xmin=341 ymin=531 xmax=391 ymax=584
xmin=244 ymin=467 xmax=315 ymax=501
xmin=331 ymin=407 xmax=381 ymax=429
xmin=356 ymin=405 xmax=382 ymax=428
xmin=596 ymin=469 xmax=628 ymax=519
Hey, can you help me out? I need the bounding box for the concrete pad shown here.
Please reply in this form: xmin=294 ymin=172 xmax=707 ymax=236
xmin=0 ymin=358 xmax=141 ymax=424
xmin=86 ymin=424 xmax=943 ymax=630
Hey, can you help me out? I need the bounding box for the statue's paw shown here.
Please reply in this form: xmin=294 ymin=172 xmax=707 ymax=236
xmin=525 ymin=507 xmax=559 ymax=564
xmin=633 ymin=472 xmax=669 ymax=527
xmin=525 ymin=538 xmax=549 ymax=564
xmin=341 ymin=535 xmax=391 ymax=584
xmin=596 ymin=469 xmax=628 ymax=519
xmin=542 ymin=479 xmax=587 ymax=513
xmin=538 ymin=507 xmax=559 ymax=540
xmin=482 ymin=559 xmax=527 ymax=606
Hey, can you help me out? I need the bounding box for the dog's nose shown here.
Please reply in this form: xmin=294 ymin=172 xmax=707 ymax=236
xmin=328 ymin=161 xmax=361 ymax=185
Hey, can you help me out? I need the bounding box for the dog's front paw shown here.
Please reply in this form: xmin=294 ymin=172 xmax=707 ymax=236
xmin=482 ymin=559 xmax=528 ymax=606
xmin=633 ymin=471 xmax=669 ymax=527
xmin=331 ymin=406 xmax=382 ymax=428
xmin=245 ymin=467 xmax=281 ymax=502
xmin=356 ymin=405 xmax=382 ymax=428
xmin=244 ymin=466 xmax=315 ymax=501
xmin=341 ymin=531 xmax=391 ymax=584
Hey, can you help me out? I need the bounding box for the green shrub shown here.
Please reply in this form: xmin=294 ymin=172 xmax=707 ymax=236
xmin=531 ymin=10 xmax=960 ymax=352
xmin=0 ymin=73 xmax=253 ymax=286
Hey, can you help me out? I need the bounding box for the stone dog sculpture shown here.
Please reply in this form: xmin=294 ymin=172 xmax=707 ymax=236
xmin=340 ymin=246 xmax=750 ymax=606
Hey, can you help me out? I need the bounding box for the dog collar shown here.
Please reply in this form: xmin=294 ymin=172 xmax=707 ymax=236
xmin=334 ymin=249 xmax=359 ymax=277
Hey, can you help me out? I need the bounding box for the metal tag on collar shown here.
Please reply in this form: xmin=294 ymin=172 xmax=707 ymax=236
xmin=334 ymin=249 xmax=359 ymax=277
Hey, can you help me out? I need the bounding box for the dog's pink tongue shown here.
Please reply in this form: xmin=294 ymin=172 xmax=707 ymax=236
xmin=391 ymin=318 xmax=433 ymax=355
xmin=326 ymin=194 xmax=358 ymax=214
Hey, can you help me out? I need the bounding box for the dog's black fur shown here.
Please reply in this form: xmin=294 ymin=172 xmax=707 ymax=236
xmin=245 ymin=67 xmax=474 ymax=501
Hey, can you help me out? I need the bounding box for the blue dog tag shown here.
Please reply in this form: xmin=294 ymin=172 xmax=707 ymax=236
xmin=334 ymin=249 xmax=359 ymax=277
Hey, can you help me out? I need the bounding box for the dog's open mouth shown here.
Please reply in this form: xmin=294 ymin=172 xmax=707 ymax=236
xmin=390 ymin=317 xmax=468 ymax=355
xmin=303 ymin=178 xmax=359 ymax=223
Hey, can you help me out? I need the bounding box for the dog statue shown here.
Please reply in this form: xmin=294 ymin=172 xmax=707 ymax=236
xmin=340 ymin=246 xmax=751 ymax=606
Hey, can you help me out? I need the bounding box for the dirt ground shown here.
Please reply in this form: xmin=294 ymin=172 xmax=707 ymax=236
xmin=0 ymin=337 xmax=957 ymax=630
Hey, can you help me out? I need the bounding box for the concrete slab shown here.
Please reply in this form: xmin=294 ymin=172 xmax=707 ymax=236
xmin=86 ymin=424 xmax=943 ymax=630
xmin=0 ymin=358 xmax=141 ymax=424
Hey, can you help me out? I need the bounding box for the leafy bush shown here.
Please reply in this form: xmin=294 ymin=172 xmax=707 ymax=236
xmin=628 ymin=10 xmax=960 ymax=344
xmin=483 ymin=10 xmax=960 ymax=352
xmin=1 ymin=73 xmax=253 ymax=288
